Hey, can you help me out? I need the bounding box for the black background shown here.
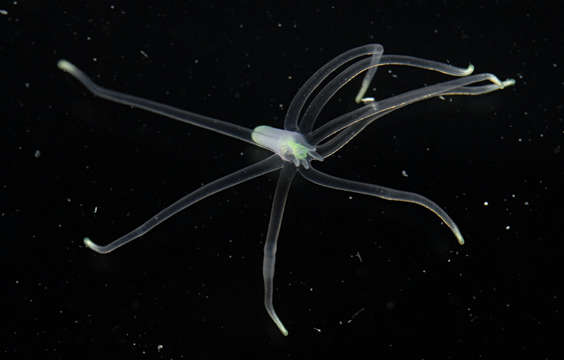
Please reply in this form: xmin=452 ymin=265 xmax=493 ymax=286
xmin=2 ymin=1 xmax=562 ymax=358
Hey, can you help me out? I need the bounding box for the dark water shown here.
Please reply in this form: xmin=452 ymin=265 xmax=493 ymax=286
xmin=3 ymin=1 xmax=561 ymax=358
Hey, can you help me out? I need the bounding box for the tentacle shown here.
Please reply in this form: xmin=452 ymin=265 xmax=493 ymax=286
xmin=84 ymin=155 xmax=283 ymax=254
xmin=284 ymin=44 xmax=384 ymax=132
xmin=299 ymin=167 xmax=464 ymax=245
xmin=309 ymin=72 xmax=514 ymax=147
xmin=58 ymin=60 xmax=255 ymax=145
xmin=263 ymin=164 xmax=297 ymax=336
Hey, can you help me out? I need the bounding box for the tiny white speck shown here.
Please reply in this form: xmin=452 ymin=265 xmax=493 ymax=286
xmin=93 ymin=206 xmax=98 ymax=214
xmin=34 ymin=150 xmax=41 ymax=158
xmin=348 ymin=195 xmax=353 ymax=200
xmin=140 ymin=50 xmax=149 ymax=58
xmin=401 ymin=170 xmax=408 ymax=177
xmin=157 ymin=344 xmax=163 ymax=351
xmin=483 ymin=201 xmax=489 ymax=206
xmin=505 ymin=225 xmax=510 ymax=230
xmin=0 ymin=9 xmax=8 ymax=15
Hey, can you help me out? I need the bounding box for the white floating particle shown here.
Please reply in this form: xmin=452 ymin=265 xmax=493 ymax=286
xmin=34 ymin=150 xmax=41 ymax=158
xmin=0 ymin=9 xmax=8 ymax=15
xmin=483 ymin=201 xmax=489 ymax=206
xmin=401 ymin=170 xmax=408 ymax=177
xmin=505 ymin=225 xmax=510 ymax=230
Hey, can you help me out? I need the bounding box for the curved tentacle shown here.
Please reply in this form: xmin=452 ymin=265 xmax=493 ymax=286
xmin=309 ymin=73 xmax=514 ymax=147
xmin=316 ymin=77 xmax=515 ymax=159
xmin=284 ymin=44 xmax=384 ymax=131
xmin=299 ymin=54 xmax=476 ymax=134
xmin=57 ymin=60 xmax=255 ymax=145
xmin=84 ymin=155 xmax=283 ymax=254
xmin=299 ymin=166 xmax=465 ymax=245
xmin=263 ymin=164 xmax=297 ymax=336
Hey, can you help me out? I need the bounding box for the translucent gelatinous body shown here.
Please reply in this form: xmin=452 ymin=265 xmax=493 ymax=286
xmin=251 ymin=125 xmax=323 ymax=169
xmin=59 ymin=43 xmax=515 ymax=336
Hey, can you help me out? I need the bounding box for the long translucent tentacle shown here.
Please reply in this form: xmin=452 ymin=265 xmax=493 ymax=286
xmin=316 ymin=77 xmax=515 ymax=158
xmin=263 ymin=164 xmax=297 ymax=336
xmin=299 ymin=54 xmax=475 ymax=134
xmin=284 ymin=44 xmax=384 ymax=132
xmin=309 ymin=73 xmax=514 ymax=147
xmin=84 ymin=155 xmax=283 ymax=254
xmin=299 ymin=167 xmax=465 ymax=245
xmin=57 ymin=60 xmax=255 ymax=145
xmin=354 ymin=50 xmax=383 ymax=103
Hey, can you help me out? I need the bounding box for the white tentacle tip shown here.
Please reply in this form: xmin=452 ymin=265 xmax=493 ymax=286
xmin=83 ymin=237 xmax=104 ymax=253
xmin=501 ymin=78 xmax=516 ymax=88
xmin=277 ymin=323 xmax=289 ymax=336
xmin=57 ymin=59 xmax=76 ymax=74
xmin=452 ymin=228 xmax=465 ymax=246
xmin=464 ymin=64 xmax=475 ymax=75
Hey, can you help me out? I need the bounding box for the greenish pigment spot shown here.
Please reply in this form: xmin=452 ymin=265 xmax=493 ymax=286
xmin=286 ymin=140 xmax=309 ymax=160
